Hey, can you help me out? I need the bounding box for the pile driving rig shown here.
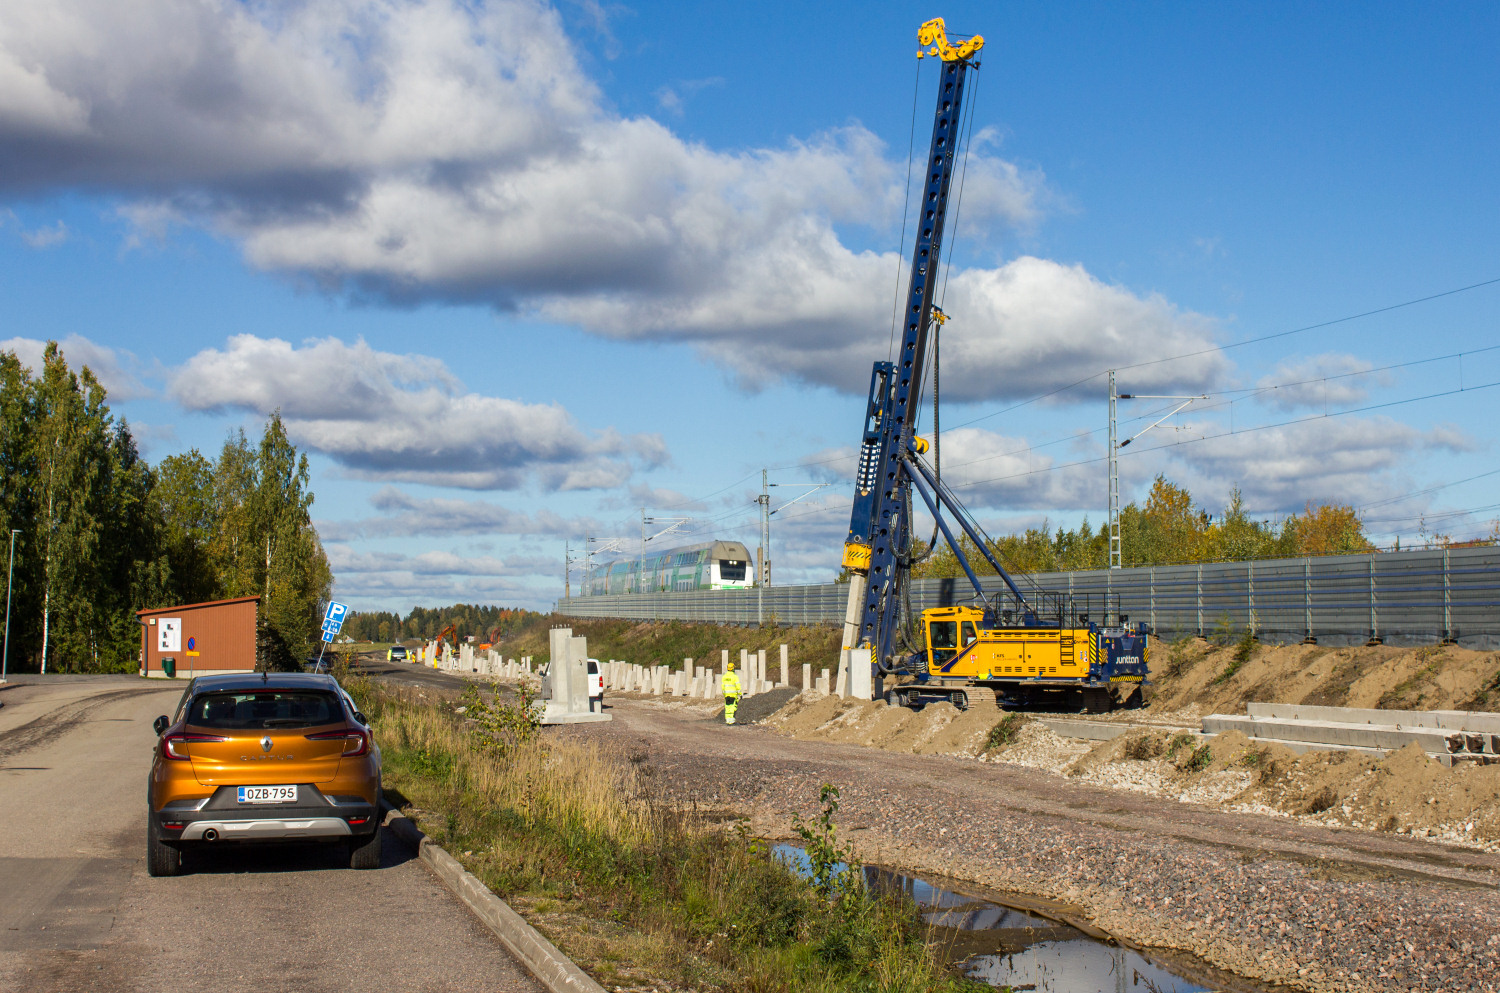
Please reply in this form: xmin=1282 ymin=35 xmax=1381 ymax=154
xmin=839 ymin=18 xmax=1149 ymax=713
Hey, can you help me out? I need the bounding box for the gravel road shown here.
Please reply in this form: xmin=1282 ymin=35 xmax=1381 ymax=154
xmin=561 ymin=695 xmax=1500 ymax=993
xmin=0 ymin=676 xmax=544 ymax=993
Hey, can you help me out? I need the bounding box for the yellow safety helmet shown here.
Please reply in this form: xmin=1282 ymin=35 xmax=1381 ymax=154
xmin=727 ymin=660 xmax=735 ymax=670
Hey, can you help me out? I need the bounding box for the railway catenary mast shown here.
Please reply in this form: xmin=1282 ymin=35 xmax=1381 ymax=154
xmin=839 ymin=18 xmax=1150 ymax=712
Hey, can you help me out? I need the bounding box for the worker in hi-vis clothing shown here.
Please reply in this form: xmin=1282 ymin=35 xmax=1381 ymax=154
xmin=722 ymin=660 xmax=742 ymax=725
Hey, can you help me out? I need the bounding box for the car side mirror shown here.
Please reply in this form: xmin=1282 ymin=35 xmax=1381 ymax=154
xmin=354 ymin=712 xmax=369 ymax=726
xmin=153 ymin=715 xmax=170 ymax=736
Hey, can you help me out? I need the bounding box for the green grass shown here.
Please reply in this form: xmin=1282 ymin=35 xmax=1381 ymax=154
xmin=351 ymin=679 xmax=982 ymax=992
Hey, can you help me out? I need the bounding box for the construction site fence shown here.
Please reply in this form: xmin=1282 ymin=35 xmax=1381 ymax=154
xmin=557 ymin=545 xmax=1500 ymax=649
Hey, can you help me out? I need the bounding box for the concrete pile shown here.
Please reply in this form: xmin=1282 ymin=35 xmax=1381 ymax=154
xmin=539 ymin=628 xmax=609 ymax=725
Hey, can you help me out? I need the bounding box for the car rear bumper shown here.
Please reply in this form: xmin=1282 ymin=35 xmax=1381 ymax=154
xmin=179 ymin=816 xmax=354 ymax=841
xmin=154 ymin=784 xmax=378 ymax=842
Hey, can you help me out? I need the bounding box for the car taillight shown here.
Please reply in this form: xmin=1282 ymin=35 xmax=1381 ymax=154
xmin=161 ymin=732 xmax=228 ymax=761
xmin=306 ymin=728 xmax=369 ymax=756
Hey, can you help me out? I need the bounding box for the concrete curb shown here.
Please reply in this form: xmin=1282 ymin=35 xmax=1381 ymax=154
xmin=380 ymin=801 xmax=605 ymax=993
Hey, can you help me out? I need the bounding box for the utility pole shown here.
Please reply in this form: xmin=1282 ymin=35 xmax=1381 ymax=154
xmin=639 ymin=507 xmax=646 ymax=594
xmin=2 ymin=530 xmax=16 ymax=683
xmin=761 ymin=478 xmax=830 ymax=620
xmin=1110 ymin=375 xmax=1209 ymax=570
xmin=583 ymin=534 xmax=592 ymax=597
xmin=564 ymin=539 xmax=571 ymax=599
xmin=757 ymin=469 xmax=770 ymax=624
xmin=1109 ymin=370 xmax=1120 ymax=570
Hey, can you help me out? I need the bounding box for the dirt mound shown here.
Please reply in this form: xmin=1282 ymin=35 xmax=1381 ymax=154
xmin=1150 ymin=637 xmax=1500 ymax=713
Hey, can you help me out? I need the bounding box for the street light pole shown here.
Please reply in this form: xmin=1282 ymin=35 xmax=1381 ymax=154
xmin=3 ymin=529 xmax=17 ymax=682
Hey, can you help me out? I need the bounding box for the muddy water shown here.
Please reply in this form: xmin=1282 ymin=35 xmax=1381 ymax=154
xmin=775 ymin=844 xmax=1210 ymax=993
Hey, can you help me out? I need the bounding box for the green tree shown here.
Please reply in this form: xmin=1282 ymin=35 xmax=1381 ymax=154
xmin=154 ymin=449 xmax=220 ymax=604
xmin=33 ymin=344 xmax=114 ymax=672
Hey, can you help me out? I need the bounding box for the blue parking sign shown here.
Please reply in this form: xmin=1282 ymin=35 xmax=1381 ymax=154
xmin=321 ymin=601 xmax=349 ymax=643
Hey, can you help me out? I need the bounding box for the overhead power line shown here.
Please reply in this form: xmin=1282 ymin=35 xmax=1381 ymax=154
xmin=951 ymin=375 xmax=1500 ymax=490
xmin=951 ymin=274 xmax=1500 ymax=430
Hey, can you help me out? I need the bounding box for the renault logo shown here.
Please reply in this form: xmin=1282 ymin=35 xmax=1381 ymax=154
xmin=261 ymin=736 xmax=273 ymax=752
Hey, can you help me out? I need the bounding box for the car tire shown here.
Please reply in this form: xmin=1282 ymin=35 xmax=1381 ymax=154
xmin=348 ymin=827 xmax=382 ymax=870
xmin=146 ymin=816 xmax=182 ymax=877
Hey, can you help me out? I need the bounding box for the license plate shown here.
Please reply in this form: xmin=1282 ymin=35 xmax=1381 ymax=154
xmin=237 ymin=785 xmax=297 ymax=804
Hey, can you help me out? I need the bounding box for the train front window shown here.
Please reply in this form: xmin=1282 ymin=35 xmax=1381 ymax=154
xmin=719 ymin=560 xmax=746 ymax=581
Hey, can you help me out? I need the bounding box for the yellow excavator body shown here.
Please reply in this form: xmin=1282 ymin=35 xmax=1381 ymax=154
xmin=922 ymin=606 xmax=1101 ymax=681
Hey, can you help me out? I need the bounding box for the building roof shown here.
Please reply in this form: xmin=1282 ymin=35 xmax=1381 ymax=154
xmin=136 ymin=595 xmax=262 ymax=617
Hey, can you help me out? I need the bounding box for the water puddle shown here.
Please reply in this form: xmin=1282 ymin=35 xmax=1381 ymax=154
xmin=775 ymin=845 xmax=1215 ymax=992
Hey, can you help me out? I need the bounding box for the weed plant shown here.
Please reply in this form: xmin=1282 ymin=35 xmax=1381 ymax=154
xmin=1214 ymin=628 xmax=1256 ymax=684
xmin=1181 ymin=744 xmax=1213 ymax=773
xmin=350 ymin=679 xmax=979 ymax=992
xmin=984 ymin=713 xmax=1028 ymax=751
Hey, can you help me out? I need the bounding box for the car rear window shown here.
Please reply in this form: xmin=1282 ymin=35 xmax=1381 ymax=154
xmin=186 ymin=691 xmax=344 ymax=729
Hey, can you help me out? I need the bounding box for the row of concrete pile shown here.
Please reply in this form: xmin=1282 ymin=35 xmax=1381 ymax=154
xmin=600 ymin=645 xmax=874 ymax=702
xmin=427 ymin=639 xmax=535 ymax=678
xmin=602 ymin=647 xmax=792 ymax=700
xmin=421 ymin=635 xmax=879 ymax=707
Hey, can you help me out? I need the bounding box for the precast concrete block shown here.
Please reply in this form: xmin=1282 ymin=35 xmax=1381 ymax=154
xmin=802 ymin=663 xmax=812 ymax=693
xmin=820 ymin=668 xmax=831 ymax=696
xmin=1246 ymin=702 xmax=1500 ymax=734
xmin=780 ymin=645 xmax=790 ymax=687
xmin=835 ymin=650 xmax=849 ymax=698
xmin=1203 ymin=714 xmax=1462 ymax=753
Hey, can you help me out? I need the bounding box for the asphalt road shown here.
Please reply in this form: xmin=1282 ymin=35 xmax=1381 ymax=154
xmin=352 ymin=657 xmax=475 ymax=692
xmin=0 ymin=676 xmax=544 ymax=993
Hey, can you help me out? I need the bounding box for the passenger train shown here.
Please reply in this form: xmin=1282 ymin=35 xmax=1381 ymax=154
xmin=586 ymin=540 xmax=755 ymax=594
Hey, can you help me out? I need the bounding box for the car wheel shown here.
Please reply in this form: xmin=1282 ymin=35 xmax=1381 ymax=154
xmin=348 ymin=827 xmax=382 ymax=870
xmin=146 ymin=816 xmax=182 ymax=877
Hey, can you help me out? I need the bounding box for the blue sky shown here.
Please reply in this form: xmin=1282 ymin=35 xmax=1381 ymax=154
xmin=2 ymin=1 xmax=1498 ymax=611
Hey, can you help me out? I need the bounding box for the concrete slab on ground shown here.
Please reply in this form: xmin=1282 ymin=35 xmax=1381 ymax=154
xmin=1246 ymin=701 xmax=1500 ymax=734
xmin=1204 ymin=714 xmax=1474 ymax=754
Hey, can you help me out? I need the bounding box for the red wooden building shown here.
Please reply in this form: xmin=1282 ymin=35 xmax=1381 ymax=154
xmin=137 ymin=596 xmax=261 ymax=678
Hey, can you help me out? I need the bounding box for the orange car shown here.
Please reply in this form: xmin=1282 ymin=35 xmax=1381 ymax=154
xmin=147 ymin=672 xmax=382 ymax=876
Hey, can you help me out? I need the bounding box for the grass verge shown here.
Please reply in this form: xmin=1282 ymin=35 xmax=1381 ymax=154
xmin=350 ymin=677 xmax=983 ymax=993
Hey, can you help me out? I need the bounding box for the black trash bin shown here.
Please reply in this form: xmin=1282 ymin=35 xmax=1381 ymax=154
xmin=162 ymin=657 xmax=176 ymax=678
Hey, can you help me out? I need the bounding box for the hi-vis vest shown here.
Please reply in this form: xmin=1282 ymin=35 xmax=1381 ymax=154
xmin=722 ymin=670 xmax=740 ymax=697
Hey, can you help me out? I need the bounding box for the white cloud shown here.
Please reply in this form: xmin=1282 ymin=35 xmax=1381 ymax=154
xmin=655 ymin=76 xmax=723 ymax=116
xmin=931 ymin=426 xmax=1111 ymax=511
xmin=319 ymin=487 xmax=596 ymax=540
xmin=1255 ymin=353 xmax=1384 ymax=411
xmin=20 ymin=219 xmax=67 ymax=247
xmin=326 ymin=544 xmax=559 ymax=609
xmin=170 ymin=335 xmax=666 ymax=490
xmin=0 ymin=333 xmax=150 ymax=399
xmin=1133 ymin=416 xmax=1472 ymax=514
xmin=0 ymin=0 xmax=1225 ymax=403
